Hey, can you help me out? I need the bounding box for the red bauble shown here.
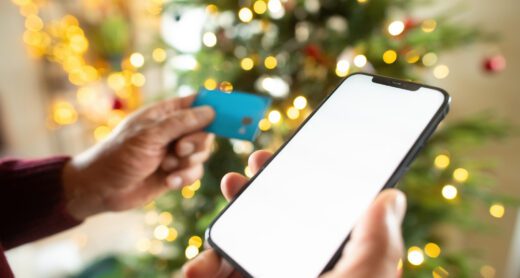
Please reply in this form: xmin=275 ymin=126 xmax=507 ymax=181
xmin=112 ymin=97 xmax=124 ymax=110
xmin=404 ymin=18 xmax=417 ymax=30
xmin=304 ymin=44 xmax=321 ymax=60
xmin=483 ymin=55 xmax=506 ymax=73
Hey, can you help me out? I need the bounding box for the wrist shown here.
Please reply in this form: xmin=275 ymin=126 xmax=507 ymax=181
xmin=62 ymin=157 xmax=103 ymax=221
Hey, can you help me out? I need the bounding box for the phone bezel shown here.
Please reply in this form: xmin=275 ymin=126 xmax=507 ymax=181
xmin=206 ymin=72 xmax=451 ymax=277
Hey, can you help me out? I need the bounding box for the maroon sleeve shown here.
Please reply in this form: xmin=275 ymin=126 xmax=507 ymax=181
xmin=0 ymin=157 xmax=82 ymax=250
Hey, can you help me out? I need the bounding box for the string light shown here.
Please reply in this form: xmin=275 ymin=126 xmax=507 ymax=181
xmin=335 ymin=60 xmax=350 ymax=77
xmin=189 ymin=236 xmax=203 ymax=248
xmin=489 ymin=203 xmax=505 ymax=218
xmin=108 ymin=72 xmax=126 ymax=91
xmin=388 ymin=20 xmax=405 ymax=36
xmin=434 ymin=154 xmax=450 ymax=169
xmin=94 ymin=125 xmax=111 ymax=141
xmin=259 ymin=119 xmax=272 ymax=131
xmin=293 ymin=96 xmax=308 ymax=110
xmin=131 ymin=72 xmax=146 ymax=87
xmin=241 ymin=57 xmax=254 ymax=71
xmin=422 ymin=19 xmax=437 ymax=33
xmin=407 ymin=246 xmax=424 ymax=266
xmin=357 ymin=0 xmax=368 ymax=4
xmin=52 ymin=100 xmax=78 ymax=125
xmin=405 ymin=50 xmax=420 ymax=64
xmin=185 ymin=245 xmax=199 ymax=259
xmin=268 ymin=110 xmax=282 ymax=124
xmin=253 ymin=0 xmax=268 ymax=14
xmin=353 ymin=54 xmax=367 ymax=68
xmin=149 ymin=240 xmax=163 ymax=255
xmin=286 ymin=107 xmax=300 ymax=120
xmin=188 ymin=180 xmax=202 ymax=191
xmin=383 ymin=50 xmax=398 ymax=64
xmin=182 ymin=186 xmax=195 ymax=199
xmin=206 ymin=4 xmax=218 ymax=14
xmin=238 ymin=7 xmax=254 ymax=23
xmin=202 ymin=32 xmax=217 ymax=47
xmin=441 ymin=184 xmax=457 ymax=200
xmin=434 ymin=64 xmax=449 ymax=79
xmin=158 ymin=212 xmax=173 ymax=225
xmin=432 ymin=266 xmax=449 ymax=278
xmin=397 ymin=259 xmax=403 ymax=270
xmin=129 ymin=52 xmax=145 ymax=68
xmin=204 ymin=78 xmax=218 ymax=90
xmin=107 ymin=109 xmax=126 ymax=127
xmin=152 ymin=48 xmax=167 ymax=62
xmin=264 ymin=56 xmax=278 ymax=69
xmin=153 ymin=225 xmax=169 ymax=240
xmin=424 ymin=242 xmax=441 ymax=258
xmin=422 ymin=52 xmax=438 ymax=67
xmin=166 ymin=228 xmax=178 ymax=242
xmin=453 ymin=168 xmax=469 ymax=182
xmin=219 ymin=81 xmax=233 ymax=92
xmin=480 ymin=265 xmax=496 ymax=278
xmin=144 ymin=210 xmax=159 ymax=225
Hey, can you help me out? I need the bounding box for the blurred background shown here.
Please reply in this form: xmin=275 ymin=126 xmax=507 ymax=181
xmin=0 ymin=0 xmax=518 ymax=277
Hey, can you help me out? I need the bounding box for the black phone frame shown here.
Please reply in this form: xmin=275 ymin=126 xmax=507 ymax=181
xmin=205 ymin=72 xmax=451 ymax=277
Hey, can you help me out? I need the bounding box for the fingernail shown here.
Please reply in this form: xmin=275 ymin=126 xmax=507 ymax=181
xmin=194 ymin=106 xmax=215 ymax=121
xmin=161 ymin=156 xmax=179 ymax=172
xmin=391 ymin=191 xmax=407 ymax=222
xmin=167 ymin=176 xmax=183 ymax=189
xmin=179 ymin=142 xmax=195 ymax=157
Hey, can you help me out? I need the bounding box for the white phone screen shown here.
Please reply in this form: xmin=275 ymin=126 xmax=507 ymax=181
xmin=209 ymin=74 xmax=447 ymax=277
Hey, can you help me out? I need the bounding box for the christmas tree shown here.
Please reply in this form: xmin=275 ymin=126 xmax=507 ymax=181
xmin=10 ymin=0 xmax=513 ymax=277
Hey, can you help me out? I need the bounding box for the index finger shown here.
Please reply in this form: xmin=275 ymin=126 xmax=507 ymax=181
xmin=183 ymin=249 xmax=234 ymax=278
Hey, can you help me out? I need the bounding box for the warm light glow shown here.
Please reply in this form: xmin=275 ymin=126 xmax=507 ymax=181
xmin=253 ymin=0 xmax=268 ymax=14
xmin=441 ymin=184 xmax=458 ymax=200
xmin=130 ymin=52 xmax=145 ymax=68
xmin=388 ymin=20 xmax=405 ymax=36
xmin=107 ymin=72 xmax=126 ymax=91
xmin=268 ymin=110 xmax=282 ymax=124
xmin=422 ymin=52 xmax=438 ymax=67
xmin=136 ymin=238 xmax=151 ymax=252
xmin=238 ymin=7 xmax=254 ymax=23
xmin=489 ymin=203 xmax=505 ymax=218
xmin=53 ymin=101 xmax=78 ymax=125
xmin=353 ymin=54 xmax=367 ymax=68
xmin=153 ymin=225 xmax=169 ymax=240
xmin=407 ymin=246 xmax=424 ymax=266
xmin=357 ymin=0 xmax=368 ymax=4
xmin=432 ymin=266 xmax=449 ymax=278
xmin=166 ymin=228 xmax=178 ymax=242
xmin=405 ymin=50 xmax=420 ymax=64
xmin=424 ymin=242 xmax=441 ymax=258
xmin=185 ymin=245 xmax=199 ymax=259
xmin=397 ymin=259 xmax=403 ymax=270
xmin=220 ymin=81 xmax=234 ymax=92
xmin=268 ymin=0 xmax=283 ymax=13
xmin=188 ymin=180 xmax=201 ymax=191
xmin=144 ymin=210 xmax=158 ymax=225
xmin=241 ymin=57 xmax=255 ymax=71
xmin=25 ymin=15 xmax=43 ymax=32
xmin=152 ymin=48 xmax=167 ymax=62
xmin=158 ymin=212 xmax=173 ymax=225
xmin=264 ymin=56 xmax=278 ymax=69
xmin=422 ymin=19 xmax=437 ymax=33
xmin=453 ymin=168 xmax=469 ymax=182
xmin=206 ymin=4 xmax=218 ymax=14
xmin=286 ymin=107 xmax=300 ymax=120
xmin=131 ymin=73 xmax=146 ymax=87
xmin=182 ymin=186 xmax=195 ymax=199
xmin=202 ymin=32 xmax=217 ymax=47
xmin=480 ymin=265 xmax=496 ymax=278
xmin=189 ymin=236 xmax=203 ymax=248
xmin=434 ymin=64 xmax=450 ymax=79
xmin=335 ymin=60 xmax=350 ymax=77
xmin=107 ymin=110 xmax=126 ymax=127
xmin=245 ymin=166 xmax=254 ymax=178
xmin=204 ymin=78 xmax=218 ymax=90
xmin=383 ymin=50 xmax=398 ymax=64
xmin=259 ymin=119 xmax=272 ymax=131
xmin=434 ymin=154 xmax=450 ymax=169
xmin=149 ymin=240 xmax=163 ymax=255
xmin=293 ymin=96 xmax=308 ymax=110
xmin=94 ymin=126 xmax=111 ymax=141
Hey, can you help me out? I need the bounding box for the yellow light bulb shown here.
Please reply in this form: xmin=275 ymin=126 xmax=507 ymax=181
xmin=259 ymin=119 xmax=272 ymax=131
xmin=206 ymin=4 xmax=218 ymax=14
xmin=424 ymin=242 xmax=441 ymax=258
xmin=441 ymin=184 xmax=457 ymax=200
xmin=241 ymin=57 xmax=254 ymax=71
xmin=52 ymin=101 xmax=78 ymax=125
xmin=489 ymin=203 xmax=505 ymax=218
xmin=433 ymin=266 xmax=449 ymax=278
xmin=130 ymin=52 xmax=145 ymax=68
xmin=182 ymin=186 xmax=195 ymax=199
xmin=204 ymin=78 xmax=218 ymax=90
xmin=94 ymin=126 xmax=111 ymax=142
xmin=422 ymin=19 xmax=437 ymax=33
xmin=434 ymin=64 xmax=450 ymax=79
xmin=253 ymin=0 xmax=268 ymax=14
xmin=185 ymin=245 xmax=200 ymax=259
xmin=153 ymin=225 xmax=169 ymax=240
xmin=434 ymin=154 xmax=450 ymax=169
xmin=335 ymin=60 xmax=350 ymax=77
xmin=293 ymin=96 xmax=308 ymax=110
xmin=152 ymin=48 xmax=167 ymax=62
xmin=287 ymin=107 xmax=300 ymax=120
xmin=264 ymin=56 xmax=278 ymax=69
xmin=422 ymin=52 xmax=438 ymax=67
xmin=407 ymin=246 xmax=424 ymax=266
xmin=238 ymin=7 xmax=254 ymax=23
xmin=158 ymin=212 xmax=173 ymax=225
xmin=166 ymin=228 xmax=178 ymax=242
xmin=189 ymin=236 xmax=203 ymax=248
xmin=383 ymin=50 xmax=398 ymax=64
xmin=131 ymin=73 xmax=146 ymax=87
xmin=453 ymin=168 xmax=469 ymax=182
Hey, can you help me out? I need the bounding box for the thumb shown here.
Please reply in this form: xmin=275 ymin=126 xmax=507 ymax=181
xmin=153 ymin=106 xmax=215 ymax=144
xmin=327 ymin=189 xmax=406 ymax=278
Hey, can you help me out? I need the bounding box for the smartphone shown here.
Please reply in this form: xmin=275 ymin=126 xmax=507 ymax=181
xmin=207 ymin=73 xmax=450 ymax=277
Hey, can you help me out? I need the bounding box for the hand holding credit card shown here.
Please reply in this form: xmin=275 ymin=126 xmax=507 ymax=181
xmin=192 ymin=89 xmax=272 ymax=141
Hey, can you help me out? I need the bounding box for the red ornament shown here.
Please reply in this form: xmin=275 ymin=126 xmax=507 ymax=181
xmin=112 ymin=97 xmax=124 ymax=110
xmin=304 ymin=44 xmax=321 ymax=60
xmin=404 ymin=18 xmax=417 ymax=30
xmin=483 ymin=55 xmax=506 ymax=73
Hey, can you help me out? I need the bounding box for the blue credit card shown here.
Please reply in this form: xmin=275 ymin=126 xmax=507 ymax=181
xmin=192 ymin=89 xmax=272 ymax=141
